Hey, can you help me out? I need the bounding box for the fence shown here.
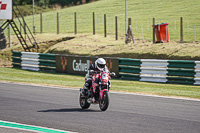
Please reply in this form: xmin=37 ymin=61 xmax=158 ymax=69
xmin=12 ymin=51 xmax=56 ymax=72
xmin=119 ymin=58 xmax=200 ymax=85
xmin=1 ymin=11 xmax=199 ymax=43
xmin=12 ymin=51 xmax=200 ymax=85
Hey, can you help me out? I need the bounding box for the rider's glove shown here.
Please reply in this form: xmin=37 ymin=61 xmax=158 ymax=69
xmin=110 ymin=72 xmax=116 ymax=77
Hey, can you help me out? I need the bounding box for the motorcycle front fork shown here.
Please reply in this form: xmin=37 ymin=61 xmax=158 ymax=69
xmin=87 ymin=89 xmax=99 ymax=104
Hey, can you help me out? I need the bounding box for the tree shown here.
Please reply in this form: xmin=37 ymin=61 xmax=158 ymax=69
xmin=15 ymin=0 xmax=96 ymax=7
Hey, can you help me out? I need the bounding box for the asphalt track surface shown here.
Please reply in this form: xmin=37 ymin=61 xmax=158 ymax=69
xmin=0 ymin=81 xmax=200 ymax=133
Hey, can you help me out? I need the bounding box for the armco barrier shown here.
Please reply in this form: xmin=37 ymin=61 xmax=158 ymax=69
xmin=119 ymin=58 xmax=141 ymax=81
xmin=119 ymin=58 xmax=200 ymax=85
xmin=12 ymin=51 xmax=119 ymax=75
xmin=12 ymin=51 xmax=56 ymax=72
xmin=12 ymin=51 xmax=200 ymax=85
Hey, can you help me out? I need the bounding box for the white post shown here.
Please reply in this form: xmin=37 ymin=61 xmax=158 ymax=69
xmin=71 ymin=14 xmax=73 ymax=24
xmin=110 ymin=18 xmax=112 ymax=34
xmin=78 ymin=14 xmax=80 ymax=24
xmin=141 ymin=25 xmax=144 ymax=41
xmin=102 ymin=15 xmax=104 ymax=25
xmin=125 ymin=0 xmax=127 ymax=40
xmin=175 ymin=20 xmax=176 ymax=30
xmin=9 ymin=24 xmax=11 ymax=47
xmin=136 ymin=20 xmax=137 ymax=30
xmin=83 ymin=19 xmax=84 ymax=32
xmin=113 ymin=17 xmax=115 ymax=35
xmin=48 ymin=16 xmax=50 ymax=32
xmin=65 ymin=18 xmax=67 ymax=32
xmin=194 ymin=25 xmax=196 ymax=41
xmin=33 ymin=0 xmax=35 ymax=34
xmin=96 ymin=14 xmax=98 ymax=33
xmin=89 ymin=14 xmax=90 ymax=24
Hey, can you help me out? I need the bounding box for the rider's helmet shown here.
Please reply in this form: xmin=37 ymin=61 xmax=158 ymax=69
xmin=95 ymin=58 xmax=106 ymax=71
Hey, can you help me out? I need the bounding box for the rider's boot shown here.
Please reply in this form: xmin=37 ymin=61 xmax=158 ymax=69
xmin=81 ymin=83 xmax=89 ymax=96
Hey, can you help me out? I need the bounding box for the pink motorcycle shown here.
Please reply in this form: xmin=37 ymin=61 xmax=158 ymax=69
xmin=79 ymin=70 xmax=115 ymax=111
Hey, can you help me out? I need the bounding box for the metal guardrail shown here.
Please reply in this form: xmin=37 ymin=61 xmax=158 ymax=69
xmin=12 ymin=51 xmax=56 ymax=72
xmin=12 ymin=51 xmax=200 ymax=85
xmin=119 ymin=58 xmax=141 ymax=81
xmin=119 ymin=58 xmax=200 ymax=85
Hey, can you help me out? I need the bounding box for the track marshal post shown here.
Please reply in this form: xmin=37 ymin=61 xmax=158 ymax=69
xmin=0 ymin=0 xmax=39 ymax=52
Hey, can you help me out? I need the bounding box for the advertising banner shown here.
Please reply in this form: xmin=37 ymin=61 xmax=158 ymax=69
xmin=56 ymin=55 xmax=119 ymax=76
xmin=0 ymin=0 xmax=12 ymax=20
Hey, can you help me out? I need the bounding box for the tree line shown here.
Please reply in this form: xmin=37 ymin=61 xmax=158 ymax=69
xmin=15 ymin=0 xmax=97 ymax=7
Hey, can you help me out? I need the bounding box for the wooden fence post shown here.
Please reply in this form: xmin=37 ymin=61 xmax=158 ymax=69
xmin=180 ymin=17 xmax=183 ymax=43
xmin=127 ymin=18 xmax=131 ymax=43
xmin=153 ymin=18 xmax=155 ymax=43
xmin=74 ymin=12 xmax=77 ymax=34
xmin=115 ymin=16 xmax=118 ymax=40
xmin=93 ymin=12 xmax=95 ymax=35
xmin=57 ymin=12 xmax=59 ymax=34
xmin=40 ymin=13 xmax=42 ymax=33
xmin=125 ymin=18 xmax=135 ymax=44
xmin=128 ymin=18 xmax=131 ymax=26
xmin=104 ymin=14 xmax=107 ymax=37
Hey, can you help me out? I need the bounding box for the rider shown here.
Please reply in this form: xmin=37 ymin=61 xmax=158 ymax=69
xmin=82 ymin=58 xmax=109 ymax=95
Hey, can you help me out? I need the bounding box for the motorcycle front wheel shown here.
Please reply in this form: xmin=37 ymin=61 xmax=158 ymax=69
xmin=99 ymin=91 xmax=109 ymax=111
xmin=79 ymin=94 xmax=90 ymax=109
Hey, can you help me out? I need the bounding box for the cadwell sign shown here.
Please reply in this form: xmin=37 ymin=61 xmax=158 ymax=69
xmin=0 ymin=0 xmax=12 ymax=20
xmin=56 ymin=55 xmax=119 ymax=76
xmin=73 ymin=59 xmax=90 ymax=72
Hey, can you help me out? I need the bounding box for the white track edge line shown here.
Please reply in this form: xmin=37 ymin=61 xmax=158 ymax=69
xmin=0 ymin=120 xmax=77 ymax=133
xmin=0 ymin=125 xmax=44 ymax=133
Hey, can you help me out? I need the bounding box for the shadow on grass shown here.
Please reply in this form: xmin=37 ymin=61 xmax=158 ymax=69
xmin=40 ymin=36 xmax=75 ymax=53
xmin=37 ymin=108 xmax=100 ymax=112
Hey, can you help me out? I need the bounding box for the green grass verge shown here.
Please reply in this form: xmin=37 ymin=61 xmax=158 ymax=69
xmin=4 ymin=0 xmax=199 ymax=42
xmin=1 ymin=67 xmax=200 ymax=99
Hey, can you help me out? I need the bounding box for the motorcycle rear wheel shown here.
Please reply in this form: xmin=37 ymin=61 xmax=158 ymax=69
xmin=99 ymin=91 xmax=109 ymax=111
xmin=79 ymin=94 xmax=90 ymax=109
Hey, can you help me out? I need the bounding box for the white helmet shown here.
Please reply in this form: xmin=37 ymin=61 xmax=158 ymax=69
xmin=95 ymin=58 xmax=106 ymax=71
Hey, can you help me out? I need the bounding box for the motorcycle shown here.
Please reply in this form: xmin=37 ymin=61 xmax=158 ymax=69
xmin=79 ymin=70 xmax=115 ymax=111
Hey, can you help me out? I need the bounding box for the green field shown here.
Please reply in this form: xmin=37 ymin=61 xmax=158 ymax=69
xmin=0 ymin=68 xmax=200 ymax=99
xmin=3 ymin=0 xmax=200 ymax=42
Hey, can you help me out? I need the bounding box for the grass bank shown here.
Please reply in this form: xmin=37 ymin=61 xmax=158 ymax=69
xmin=0 ymin=68 xmax=200 ymax=99
xmin=6 ymin=0 xmax=200 ymax=42
xmin=3 ymin=33 xmax=200 ymax=60
xmin=1 ymin=33 xmax=200 ymax=68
